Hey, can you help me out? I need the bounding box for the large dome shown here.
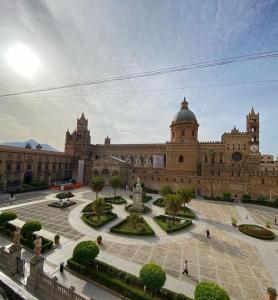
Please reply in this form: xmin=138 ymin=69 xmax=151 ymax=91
xmin=173 ymin=98 xmax=197 ymax=123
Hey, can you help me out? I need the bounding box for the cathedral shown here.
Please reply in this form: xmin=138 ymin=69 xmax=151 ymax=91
xmin=64 ymin=98 xmax=278 ymax=200
xmin=1 ymin=98 xmax=278 ymax=200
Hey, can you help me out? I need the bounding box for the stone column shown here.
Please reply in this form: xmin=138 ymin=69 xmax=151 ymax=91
xmin=6 ymin=244 xmax=22 ymax=276
xmin=26 ymin=255 xmax=45 ymax=292
xmin=69 ymin=286 xmax=76 ymax=300
xmin=50 ymin=276 xmax=58 ymax=299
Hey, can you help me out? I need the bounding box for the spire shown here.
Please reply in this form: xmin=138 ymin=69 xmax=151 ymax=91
xmin=80 ymin=112 xmax=86 ymax=120
xmin=181 ymin=97 xmax=188 ymax=109
xmin=251 ymin=106 xmax=255 ymax=114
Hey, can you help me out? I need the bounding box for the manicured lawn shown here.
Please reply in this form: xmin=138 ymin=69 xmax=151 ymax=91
xmin=104 ymin=196 xmax=127 ymax=204
xmin=153 ymin=198 xmax=165 ymax=207
xmin=171 ymin=207 xmax=196 ymax=219
xmin=110 ymin=216 xmax=155 ymax=236
xmin=154 ymin=215 xmax=193 ymax=234
xmin=82 ymin=202 xmax=113 ymax=213
xmin=82 ymin=212 xmax=117 ymax=228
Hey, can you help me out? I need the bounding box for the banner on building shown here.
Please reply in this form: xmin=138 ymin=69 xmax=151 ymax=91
xmin=152 ymin=155 xmax=164 ymax=168
xmin=77 ymin=160 xmax=85 ymax=183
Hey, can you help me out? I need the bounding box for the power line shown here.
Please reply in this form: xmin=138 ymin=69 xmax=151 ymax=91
xmin=4 ymin=78 xmax=278 ymax=99
xmin=1 ymin=50 xmax=278 ymax=98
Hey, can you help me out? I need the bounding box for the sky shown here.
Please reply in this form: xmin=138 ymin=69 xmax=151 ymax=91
xmin=0 ymin=0 xmax=278 ymax=155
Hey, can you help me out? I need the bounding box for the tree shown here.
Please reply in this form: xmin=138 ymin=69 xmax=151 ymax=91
xmin=109 ymin=176 xmax=122 ymax=197
xmin=194 ymin=281 xmax=230 ymax=300
xmin=207 ymin=149 xmax=216 ymax=197
xmin=21 ymin=220 xmax=42 ymax=238
xmin=72 ymin=241 xmax=99 ymax=266
xmin=93 ymin=198 xmax=105 ymax=220
xmin=128 ymin=213 xmax=140 ymax=229
xmin=177 ymin=188 xmax=193 ymax=211
xmin=91 ymin=176 xmax=105 ymax=200
xmin=160 ymin=185 xmax=173 ymax=199
xmin=165 ymin=194 xmax=181 ymax=225
xmin=139 ymin=263 xmax=166 ymax=295
xmin=0 ymin=211 xmax=17 ymax=227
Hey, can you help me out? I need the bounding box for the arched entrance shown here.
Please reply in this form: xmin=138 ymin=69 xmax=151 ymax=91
xmin=101 ymin=169 xmax=110 ymax=186
xmin=23 ymin=172 xmax=33 ymax=184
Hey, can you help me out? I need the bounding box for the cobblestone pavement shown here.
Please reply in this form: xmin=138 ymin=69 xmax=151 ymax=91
xmin=244 ymin=205 xmax=278 ymax=226
xmin=8 ymin=200 xmax=84 ymax=240
xmin=2 ymin=189 xmax=278 ymax=300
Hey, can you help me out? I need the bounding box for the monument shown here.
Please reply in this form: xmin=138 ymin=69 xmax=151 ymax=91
xmin=132 ymin=177 xmax=143 ymax=211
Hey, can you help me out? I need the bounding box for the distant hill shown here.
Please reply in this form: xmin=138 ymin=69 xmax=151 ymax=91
xmin=0 ymin=139 xmax=58 ymax=152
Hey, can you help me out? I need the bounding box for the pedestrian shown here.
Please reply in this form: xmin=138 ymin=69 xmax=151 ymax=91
xmin=246 ymin=215 xmax=248 ymax=221
xmin=274 ymin=218 xmax=277 ymax=225
xmin=182 ymin=260 xmax=188 ymax=275
xmin=59 ymin=262 xmax=64 ymax=273
xmin=206 ymin=229 xmax=210 ymax=239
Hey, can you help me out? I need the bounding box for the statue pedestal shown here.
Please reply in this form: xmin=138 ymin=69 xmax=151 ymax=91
xmin=132 ymin=182 xmax=143 ymax=211
xmin=5 ymin=244 xmax=22 ymax=276
xmin=26 ymin=255 xmax=45 ymax=292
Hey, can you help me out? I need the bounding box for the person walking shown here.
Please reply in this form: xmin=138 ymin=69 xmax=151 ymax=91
xmin=206 ymin=229 xmax=210 ymax=239
xmin=182 ymin=260 xmax=188 ymax=275
xmin=59 ymin=262 xmax=64 ymax=273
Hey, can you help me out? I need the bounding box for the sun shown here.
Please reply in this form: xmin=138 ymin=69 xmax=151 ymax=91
xmin=6 ymin=42 xmax=41 ymax=78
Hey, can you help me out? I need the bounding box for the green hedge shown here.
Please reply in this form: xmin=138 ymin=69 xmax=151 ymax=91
xmin=56 ymin=191 xmax=74 ymax=200
xmin=238 ymin=224 xmax=276 ymax=240
xmin=143 ymin=187 xmax=159 ymax=194
xmin=6 ymin=182 xmax=48 ymax=194
xmin=195 ymin=282 xmax=230 ymax=300
xmin=110 ymin=218 xmax=155 ymax=236
xmin=82 ymin=212 xmax=117 ymax=228
xmin=154 ymin=216 xmax=193 ymax=234
xmin=0 ymin=222 xmax=53 ymax=252
xmin=67 ymin=258 xmax=192 ymax=300
xmin=241 ymin=199 xmax=278 ymax=208
xmin=203 ymin=196 xmax=234 ymax=203
xmin=104 ymin=196 xmax=127 ymax=204
xmin=153 ymin=198 xmax=165 ymax=207
xmin=82 ymin=202 xmax=113 ymax=213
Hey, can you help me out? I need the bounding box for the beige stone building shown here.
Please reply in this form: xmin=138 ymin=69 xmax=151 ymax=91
xmin=1 ymin=98 xmax=278 ymax=199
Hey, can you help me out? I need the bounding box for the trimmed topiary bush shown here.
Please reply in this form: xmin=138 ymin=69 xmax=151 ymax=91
xmin=139 ymin=263 xmax=166 ymax=294
xmin=21 ymin=220 xmax=42 ymax=238
xmin=238 ymin=224 xmax=275 ymax=240
xmin=56 ymin=191 xmax=74 ymax=199
xmin=73 ymin=241 xmax=99 ymax=266
xmin=194 ymin=281 xmax=230 ymax=300
xmin=0 ymin=211 xmax=17 ymax=226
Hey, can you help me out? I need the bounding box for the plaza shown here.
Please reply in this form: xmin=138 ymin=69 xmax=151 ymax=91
xmin=0 ymin=187 xmax=277 ymax=300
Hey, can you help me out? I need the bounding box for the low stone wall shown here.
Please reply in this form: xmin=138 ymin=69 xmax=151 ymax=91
xmin=0 ymin=244 xmax=22 ymax=276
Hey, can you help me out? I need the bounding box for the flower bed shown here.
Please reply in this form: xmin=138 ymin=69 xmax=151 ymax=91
xmin=0 ymin=222 xmax=53 ymax=253
xmin=203 ymin=196 xmax=234 ymax=203
xmin=238 ymin=224 xmax=276 ymax=240
xmin=125 ymin=204 xmax=151 ymax=214
xmin=67 ymin=258 xmax=191 ymax=300
xmin=82 ymin=212 xmax=117 ymax=228
xmin=103 ymin=196 xmax=127 ymax=204
xmin=170 ymin=207 xmax=196 ymax=219
xmin=153 ymin=198 xmax=165 ymax=207
xmin=110 ymin=217 xmax=155 ymax=236
xmin=82 ymin=202 xmax=113 ymax=213
xmin=154 ymin=215 xmax=193 ymax=234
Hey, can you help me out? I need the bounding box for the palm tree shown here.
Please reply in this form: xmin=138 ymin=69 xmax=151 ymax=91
xmin=128 ymin=213 xmax=140 ymax=229
xmin=177 ymin=187 xmax=193 ymax=212
xmin=91 ymin=176 xmax=105 ymax=200
xmin=207 ymin=149 xmax=216 ymax=198
xmin=93 ymin=198 xmax=105 ymax=220
xmin=160 ymin=185 xmax=173 ymax=199
xmin=109 ymin=175 xmax=122 ymax=197
xmin=165 ymin=194 xmax=181 ymax=225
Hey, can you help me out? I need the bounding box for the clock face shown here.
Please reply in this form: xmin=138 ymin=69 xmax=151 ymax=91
xmin=250 ymin=145 xmax=258 ymax=153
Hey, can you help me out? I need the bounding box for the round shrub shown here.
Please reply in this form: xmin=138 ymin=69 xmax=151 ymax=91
xmin=56 ymin=191 xmax=74 ymax=199
xmin=195 ymin=282 xmax=230 ymax=300
xmin=139 ymin=263 xmax=166 ymax=292
xmin=238 ymin=224 xmax=275 ymax=240
xmin=21 ymin=220 xmax=42 ymax=238
xmin=73 ymin=241 xmax=99 ymax=266
xmin=0 ymin=211 xmax=17 ymax=226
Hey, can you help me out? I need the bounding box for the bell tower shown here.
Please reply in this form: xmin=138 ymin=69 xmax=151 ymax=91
xmin=246 ymin=107 xmax=259 ymax=146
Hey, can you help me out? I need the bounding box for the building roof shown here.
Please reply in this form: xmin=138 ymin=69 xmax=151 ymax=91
xmin=172 ymin=98 xmax=197 ymax=123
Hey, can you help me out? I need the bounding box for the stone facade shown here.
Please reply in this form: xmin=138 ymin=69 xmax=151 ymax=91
xmin=1 ymin=98 xmax=278 ymax=200
xmin=0 ymin=145 xmax=73 ymax=187
xmin=64 ymin=98 xmax=278 ymax=200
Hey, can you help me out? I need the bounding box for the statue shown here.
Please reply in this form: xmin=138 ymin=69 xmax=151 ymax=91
xmin=137 ymin=177 xmax=141 ymax=185
xmin=34 ymin=236 xmax=42 ymax=256
xmin=13 ymin=226 xmax=21 ymax=244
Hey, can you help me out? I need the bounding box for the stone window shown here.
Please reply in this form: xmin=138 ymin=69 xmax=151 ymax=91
xmin=181 ymin=130 xmax=185 ymax=136
xmin=27 ymin=164 xmax=32 ymax=170
xmin=179 ymin=155 xmax=184 ymax=163
xmin=173 ymin=131 xmax=175 ymax=137
xmin=192 ymin=130 xmax=195 ymax=137
xmin=198 ymin=180 xmax=200 ymax=184
xmin=231 ymin=171 xmax=234 ymax=177
xmin=166 ymin=177 xmax=168 ymax=182
xmin=180 ymin=178 xmax=183 ymax=183
xmin=218 ymin=171 xmax=220 ymax=176
xmin=173 ymin=178 xmax=176 ymax=182
xmin=45 ymin=163 xmax=49 ymax=170
xmin=16 ymin=163 xmax=21 ymax=170
xmin=188 ymin=179 xmax=191 ymax=183
xmin=261 ymin=178 xmax=264 ymax=185
xmin=158 ymin=177 xmax=160 ymax=181
xmin=6 ymin=163 xmax=11 ymax=171
xmin=227 ymin=144 xmax=229 ymax=150
xmin=144 ymin=176 xmax=146 ymax=180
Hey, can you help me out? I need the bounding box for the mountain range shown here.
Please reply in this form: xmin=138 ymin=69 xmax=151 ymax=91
xmin=0 ymin=139 xmax=58 ymax=152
